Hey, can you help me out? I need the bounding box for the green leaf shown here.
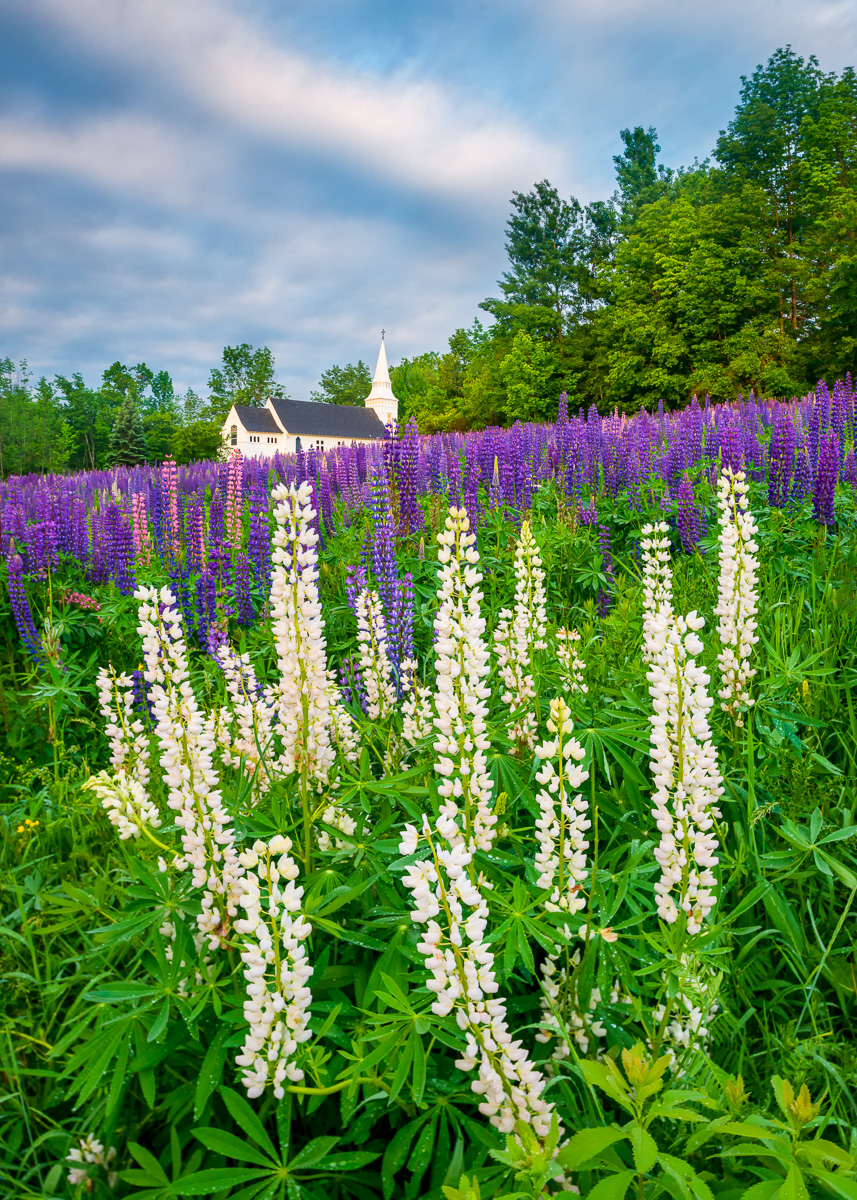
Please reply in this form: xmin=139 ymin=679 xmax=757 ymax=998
xmin=557 ymin=1127 xmax=628 ymax=1171
xmin=194 ymin=1027 xmax=230 ymax=1119
xmin=170 ymin=1167 xmax=270 ymax=1195
xmin=738 ymin=1182 xmax=781 ymax=1200
xmin=192 ymin=1128 xmax=277 ymax=1169
xmin=147 ymin=997 xmax=172 ymax=1043
xmin=84 ymin=982 xmax=161 ymax=1003
xmin=780 ymin=1162 xmax=810 ymax=1200
xmin=128 ymin=1143 xmax=169 ymax=1183
xmin=585 ymin=1168 xmax=636 ymax=1200
xmin=382 ymin=1122 xmax=419 ymax=1200
xmin=289 ymin=1136 xmax=340 ymax=1170
xmin=317 ymin=1152 xmax=381 ymax=1170
xmin=219 ymin=1087 xmax=279 ymax=1161
xmin=630 ymin=1126 xmax=658 ymax=1173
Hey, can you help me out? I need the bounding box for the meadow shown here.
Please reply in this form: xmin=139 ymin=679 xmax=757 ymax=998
xmin=1 ymin=386 xmax=856 ymax=1200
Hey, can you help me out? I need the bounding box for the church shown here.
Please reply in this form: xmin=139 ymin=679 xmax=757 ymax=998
xmin=221 ymin=335 xmax=398 ymax=458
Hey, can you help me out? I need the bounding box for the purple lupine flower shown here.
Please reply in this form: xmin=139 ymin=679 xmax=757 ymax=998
xmin=842 ymin=448 xmax=857 ymax=487
xmin=676 ymin=477 xmax=701 ymax=553
xmin=793 ymin=445 xmax=813 ymax=501
xmin=194 ymin=569 xmax=218 ymax=647
xmin=339 ymin=654 xmax=368 ymax=713
xmin=6 ymin=553 xmax=46 ymax=665
xmin=597 ymin=523 xmax=614 ymax=616
xmin=131 ymin=667 xmax=155 ymax=730
xmin=767 ymin=412 xmax=796 ymax=508
xmin=398 ymin=418 xmax=424 ymax=536
xmin=813 ymin=430 xmax=838 ymax=527
xmin=579 ymin=498 xmax=598 ymax=526
xmin=233 ymin=552 xmax=254 ymax=626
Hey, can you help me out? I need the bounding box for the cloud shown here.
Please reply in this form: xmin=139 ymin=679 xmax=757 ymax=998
xmin=14 ymin=0 xmax=564 ymax=209
xmin=2 ymin=0 xmax=856 ymax=399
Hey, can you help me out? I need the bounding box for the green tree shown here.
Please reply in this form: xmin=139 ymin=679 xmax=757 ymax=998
xmin=715 ymin=47 xmax=826 ymax=336
xmin=500 ymin=330 xmax=556 ymax=423
xmin=172 ymin=420 xmax=225 ymax=464
xmin=310 ymin=361 xmax=371 ymax=406
xmin=54 ymin=373 xmax=112 ymax=470
xmin=613 ymin=126 xmax=673 ymax=220
xmin=481 ymin=180 xmax=590 ymax=344
xmin=208 ymin=345 xmax=287 ymax=417
xmin=108 ymin=394 xmax=149 ymax=465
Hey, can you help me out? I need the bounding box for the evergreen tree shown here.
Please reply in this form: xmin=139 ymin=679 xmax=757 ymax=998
xmin=108 ymin=394 xmax=149 ymax=466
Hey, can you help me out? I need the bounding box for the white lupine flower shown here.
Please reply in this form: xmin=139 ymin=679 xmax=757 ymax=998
xmin=642 ymin=592 xmax=724 ymax=934
xmin=432 ymin=507 xmax=496 ymax=853
xmin=556 ymin=628 xmax=587 ymax=695
xmin=136 ymin=585 xmax=244 ymax=947
xmin=83 ymin=770 xmax=162 ymax=840
xmin=400 ymin=657 xmax=434 ymax=747
xmin=354 ymin=587 xmax=397 ymax=720
xmin=399 ymin=509 xmax=556 ymax=1141
xmin=327 ymin=674 xmax=360 ymax=766
xmin=536 ymin=949 xmax=607 ymax=1059
xmin=66 ymin=1135 xmax=117 ymax=1189
xmin=640 ymin=521 xmax=673 ymax=662
xmin=533 ymin=698 xmax=589 ymax=912
xmin=400 ymin=822 xmax=556 ymax=1139
xmin=234 ymin=836 xmax=314 ymax=1098
xmin=270 ymin=481 xmax=335 ymax=785
xmin=532 ymin=697 xmax=598 ymax=1066
xmin=493 ymin=520 xmax=547 ymax=751
xmin=653 ymin=956 xmax=720 ymax=1075
xmin=713 ymin=469 xmax=759 ymax=726
xmin=215 ymin=642 xmax=277 ymax=798
xmin=95 ymin=664 xmax=150 ymax=788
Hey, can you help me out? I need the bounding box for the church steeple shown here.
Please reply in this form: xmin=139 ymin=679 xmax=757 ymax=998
xmin=364 ymin=331 xmax=399 ymax=426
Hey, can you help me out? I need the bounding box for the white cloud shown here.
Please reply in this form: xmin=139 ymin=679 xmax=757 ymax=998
xmin=15 ymin=0 xmax=566 ymax=209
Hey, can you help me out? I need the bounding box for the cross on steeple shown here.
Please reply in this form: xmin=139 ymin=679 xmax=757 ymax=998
xmin=381 ymin=328 xmax=385 ymax=340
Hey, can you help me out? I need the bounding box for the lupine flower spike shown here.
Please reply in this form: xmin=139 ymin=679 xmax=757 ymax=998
xmin=641 ymin=569 xmax=724 ymax=933
xmin=494 ymin=520 xmax=547 ymax=752
xmin=399 ymin=508 xmax=556 ymax=1140
xmin=556 ymin=628 xmax=587 ymax=694
xmin=234 ymin=835 xmax=313 ymax=1097
xmin=135 ymin=584 xmax=244 ymax=946
xmin=713 ymin=469 xmax=759 ymax=726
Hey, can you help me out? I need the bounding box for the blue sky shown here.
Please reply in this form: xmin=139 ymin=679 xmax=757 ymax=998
xmin=2 ymin=0 xmax=856 ymax=400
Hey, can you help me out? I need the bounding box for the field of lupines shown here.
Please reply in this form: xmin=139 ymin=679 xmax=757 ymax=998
xmin=1 ymin=383 xmax=857 ymax=1200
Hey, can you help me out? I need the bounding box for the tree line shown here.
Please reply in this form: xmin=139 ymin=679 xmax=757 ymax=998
xmin=2 ymin=46 xmax=855 ymax=472
xmin=324 ymin=47 xmax=857 ymax=430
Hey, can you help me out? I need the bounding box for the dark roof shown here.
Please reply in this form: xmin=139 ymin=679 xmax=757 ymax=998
xmin=232 ymin=405 xmax=284 ymax=433
xmin=269 ymin=398 xmax=386 ymax=440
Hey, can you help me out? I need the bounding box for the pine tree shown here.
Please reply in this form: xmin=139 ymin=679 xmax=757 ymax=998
xmin=109 ymin=394 xmax=149 ymax=466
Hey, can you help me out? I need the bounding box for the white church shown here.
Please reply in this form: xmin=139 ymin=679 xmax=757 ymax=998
xmin=221 ymin=335 xmax=398 ymax=458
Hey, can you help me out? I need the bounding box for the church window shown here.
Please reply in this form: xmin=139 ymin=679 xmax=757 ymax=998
xmin=230 ymin=425 xmax=237 ymax=446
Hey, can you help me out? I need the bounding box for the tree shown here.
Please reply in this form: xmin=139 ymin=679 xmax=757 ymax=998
xmin=108 ymin=394 xmax=149 ymax=465
xmin=207 ymin=345 xmax=288 ymax=417
xmin=500 ymin=330 xmax=555 ymax=423
xmin=613 ymin=126 xmax=673 ymax=220
xmin=481 ymin=181 xmax=591 ymax=343
xmin=310 ymin=361 xmax=371 ymax=406
xmin=715 ymin=47 xmax=826 ymax=335
xmin=54 ymin=373 xmax=112 ymax=471
xmin=172 ymin=420 xmax=225 ymax=464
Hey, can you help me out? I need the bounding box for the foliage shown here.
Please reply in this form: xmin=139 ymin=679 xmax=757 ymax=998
xmin=1 ymin=409 xmax=856 ymax=1198
xmin=310 ymin=361 xmax=372 ymax=407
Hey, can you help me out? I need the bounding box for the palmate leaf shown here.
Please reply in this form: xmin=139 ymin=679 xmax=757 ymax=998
xmin=556 ymin=1127 xmax=628 ymax=1171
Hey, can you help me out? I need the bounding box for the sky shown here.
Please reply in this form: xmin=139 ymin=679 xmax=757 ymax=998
xmin=1 ymin=0 xmax=857 ymax=401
